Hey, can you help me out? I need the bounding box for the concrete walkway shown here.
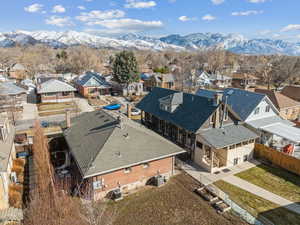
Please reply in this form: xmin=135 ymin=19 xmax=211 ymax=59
xmin=74 ymin=97 xmax=94 ymax=113
xmin=223 ymin=175 xmax=300 ymax=215
xmin=180 ymin=160 xmax=261 ymax=185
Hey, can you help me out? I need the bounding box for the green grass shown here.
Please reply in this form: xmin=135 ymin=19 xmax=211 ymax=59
xmin=235 ymin=164 xmax=300 ymax=203
xmin=214 ymin=180 xmax=300 ymax=225
xmin=103 ymin=174 xmax=248 ymax=225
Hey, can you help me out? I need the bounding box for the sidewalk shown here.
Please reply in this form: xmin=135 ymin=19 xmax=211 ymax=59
xmin=180 ymin=160 xmax=260 ymax=185
xmin=222 ymin=175 xmax=300 ymax=215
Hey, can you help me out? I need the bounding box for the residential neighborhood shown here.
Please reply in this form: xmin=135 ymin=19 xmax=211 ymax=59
xmin=0 ymin=50 xmax=300 ymax=225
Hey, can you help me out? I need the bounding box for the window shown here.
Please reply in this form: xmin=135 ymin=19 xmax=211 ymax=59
xmin=142 ymin=163 xmax=149 ymax=169
xmin=243 ymin=155 xmax=248 ymax=162
xmin=254 ymin=107 xmax=260 ymax=115
xmin=242 ymin=141 xmax=248 ymax=145
xmin=236 ymin=143 xmax=242 ymax=148
xmin=124 ymin=167 xmax=132 ymax=173
xmin=62 ymin=92 xmax=70 ymax=96
xmin=229 ymin=145 xmax=235 ymax=149
xmin=196 ymin=141 xmax=203 ymax=149
xmin=265 ymin=105 xmax=271 ymax=113
xmin=234 ymin=158 xmax=239 ymax=165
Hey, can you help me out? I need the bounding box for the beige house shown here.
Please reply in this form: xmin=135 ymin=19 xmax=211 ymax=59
xmin=255 ymin=89 xmax=300 ymax=121
xmin=0 ymin=114 xmax=16 ymax=209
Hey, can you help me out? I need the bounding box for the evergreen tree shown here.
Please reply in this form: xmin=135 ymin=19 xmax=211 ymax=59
xmin=112 ymin=51 xmax=139 ymax=85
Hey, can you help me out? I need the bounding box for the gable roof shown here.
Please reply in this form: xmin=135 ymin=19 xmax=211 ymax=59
xmin=153 ymin=73 xmax=175 ymax=83
xmin=196 ymin=88 xmax=267 ymax=121
xmin=0 ymin=82 xmax=27 ymax=96
xmin=11 ymin=63 xmax=26 ymax=71
xmin=136 ymin=87 xmax=218 ymax=133
xmin=255 ymin=89 xmax=300 ymax=110
xmin=75 ymin=72 xmax=111 ymax=88
xmin=281 ymin=86 xmax=300 ymax=101
xmin=37 ymin=79 xmax=76 ymax=94
xmin=64 ymin=110 xmax=185 ymax=178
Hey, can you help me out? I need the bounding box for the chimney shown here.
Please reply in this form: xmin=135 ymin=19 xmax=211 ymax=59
xmin=66 ymin=110 xmax=71 ymax=128
xmin=213 ymin=93 xmax=223 ymax=129
xmin=127 ymin=104 xmax=132 ymax=119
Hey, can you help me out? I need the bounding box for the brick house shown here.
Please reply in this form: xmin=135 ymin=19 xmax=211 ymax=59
xmin=37 ymin=79 xmax=76 ymax=103
xmin=0 ymin=114 xmax=16 ymax=209
xmin=74 ymin=72 xmax=112 ymax=98
xmin=8 ymin=64 xmax=28 ymax=80
xmin=63 ymin=110 xmax=184 ymax=200
xmin=137 ymin=88 xmax=258 ymax=173
xmin=255 ymin=89 xmax=300 ymax=121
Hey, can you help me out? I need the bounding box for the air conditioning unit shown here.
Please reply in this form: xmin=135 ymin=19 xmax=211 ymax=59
xmin=153 ymin=175 xmax=165 ymax=187
xmin=10 ymin=172 xmax=18 ymax=183
xmin=111 ymin=188 xmax=123 ymax=201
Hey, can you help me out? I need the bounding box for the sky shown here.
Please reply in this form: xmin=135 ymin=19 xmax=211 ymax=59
xmin=1 ymin=0 xmax=300 ymax=40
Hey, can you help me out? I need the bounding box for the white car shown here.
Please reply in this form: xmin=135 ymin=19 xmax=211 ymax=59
xmin=131 ymin=107 xmax=141 ymax=116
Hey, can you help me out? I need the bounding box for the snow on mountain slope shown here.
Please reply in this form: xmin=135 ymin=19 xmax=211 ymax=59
xmin=0 ymin=30 xmax=300 ymax=55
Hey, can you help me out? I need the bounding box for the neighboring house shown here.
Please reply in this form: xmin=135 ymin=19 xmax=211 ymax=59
xmin=137 ymin=87 xmax=258 ymax=173
xmin=62 ymin=73 xmax=78 ymax=83
xmin=144 ymin=73 xmax=175 ymax=91
xmin=74 ymin=72 xmax=112 ymax=98
xmin=191 ymin=70 xmax=211 ymax=87
xmin=231 ymin=73 xmax=258 ymax=88
xmin=37 ymin=79 xmax=76 ymax=103
xmin=123 ymin=82 xmax=144 ymax=96
xmin=64 ymin=110 xmax=185 ymax=200
xmin=0 ymin=82 xmax=27 ymax=113
xmin=8 ymin=64 xmax=27 ymax=80
xmin=255 ymin=89 xmax=300 ymax=121
xmin=197 ymin=88 xmax=300 ymax=156
xmin=0 ymin=115 xmax=16 ymax=209
xmin=281 ymin=85 xmax=300 ymax=102
xmin=210 ymin=73 xmax=232 ymax=88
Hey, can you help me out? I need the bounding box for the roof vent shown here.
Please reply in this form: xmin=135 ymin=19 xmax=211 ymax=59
xmin=115 ymin=152 xmax=122 ymax=158
xmin=124 ymin=133 xmax=129 ymax=139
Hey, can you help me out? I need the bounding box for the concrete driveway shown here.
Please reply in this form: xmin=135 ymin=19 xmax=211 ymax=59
xmin=74 ymin=97 xmax=94 ymax=113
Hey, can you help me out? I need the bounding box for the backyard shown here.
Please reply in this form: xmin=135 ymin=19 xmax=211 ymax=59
xmin=235 ymin=163 xmax=300 ymax=203
xmin=103 ymin=173 xmax=248 ymax=225
xmin=214 ymin=180 xmax=300 ymax=225
xmin=37 ymin=102 xmax=80 ymax=117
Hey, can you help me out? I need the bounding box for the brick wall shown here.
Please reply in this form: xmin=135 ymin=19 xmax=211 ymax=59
xmin=41 ymin=92 xmax=74 ymax=103
xmin=92 ymin=157 xmax=174 ymax=200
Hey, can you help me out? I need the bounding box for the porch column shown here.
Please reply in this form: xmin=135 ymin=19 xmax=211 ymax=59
xmin=210 ymin=150 xmax=214 ymax=174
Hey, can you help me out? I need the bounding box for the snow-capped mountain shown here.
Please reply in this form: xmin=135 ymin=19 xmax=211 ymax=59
xmin=1 ymin=30 xmax=300 ymax=55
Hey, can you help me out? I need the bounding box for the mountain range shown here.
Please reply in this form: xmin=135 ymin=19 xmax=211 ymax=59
xmin=1 ymin=30 xmax=300 ymax=56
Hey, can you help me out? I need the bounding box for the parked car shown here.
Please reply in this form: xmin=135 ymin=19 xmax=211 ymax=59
xmin=131 ymin=107 xmax=141 ymax=116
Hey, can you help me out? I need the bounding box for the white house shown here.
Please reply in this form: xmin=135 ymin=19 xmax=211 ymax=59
xmin=197 ymin=88 xmax=300 ymax=156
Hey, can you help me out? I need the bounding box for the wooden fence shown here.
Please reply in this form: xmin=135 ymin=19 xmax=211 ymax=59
xmin=254 ymin=144 xmax=300 ymax=176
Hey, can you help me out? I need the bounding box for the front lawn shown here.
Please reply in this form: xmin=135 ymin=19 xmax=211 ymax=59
xmin=104 ymin=174 xmax=248 ymax=225
xmin=235 ymin=164 xmax=300 ymax=203
xmin=214 ymin=180 xmax=300 ymax=225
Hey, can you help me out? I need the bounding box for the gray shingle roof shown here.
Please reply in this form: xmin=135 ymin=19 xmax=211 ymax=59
xmin=199 ymin=124 xmax=258 ymax=149
xmin=154 ymin=73 xmax=175 ymax=83
xmin=37 ymin=79 xmax=76 ymax=94
xmin=0 ymin=82 xmax=27 ymax=96
xmin=64 ymin=110 xmax=185 ymax=178
xmin=159 ymin=92 xmax=183 ymax=105
xmin=247 ymin=115 xmax=295 ymax=129
xmin=196 ymin=88 xmax=266 ymax=121
xmin=136 ymin=87 xmax=218 ymax=133
xmin=75 ymin=72 xmax=111 ymax=88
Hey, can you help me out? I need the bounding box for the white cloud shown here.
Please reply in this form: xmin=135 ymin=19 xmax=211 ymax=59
xmin=248 ymin=0 xmax=267 ymax=3
xmin=78 ymin=6 xmax=86 ymax=10
xmin=124 ymin=0 xmax=156 ymax=9
xmin=281 ymin=24 xmax=300 ymax=32
xmin=46 ymin=16 xmax=73 ymax=27
xmin=258 ymin=29 xmax=272 ymax=35
xmin=232 ymin=10 xmax=263 ymax=16
xmin=76 ymin=10 xmax=125 ymax=22
xmin=86 ymin=18 xmax=163 ymax=34
xmin=178 ymin=16 xmax=197 ymax=22
xmin=24 ymin=4 xmax=43 ymax=13
xmin=211 ymin=0 xmax=224 ymax=5
xmin=202 ymin=14 xmax=216 ymax=21
xmin=52 ymin=5 xmax=66 ymax=13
